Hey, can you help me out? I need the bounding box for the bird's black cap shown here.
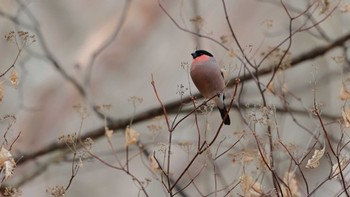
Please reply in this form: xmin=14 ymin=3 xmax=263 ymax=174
xmin=191 ymin=50 xmax=213 ymax=59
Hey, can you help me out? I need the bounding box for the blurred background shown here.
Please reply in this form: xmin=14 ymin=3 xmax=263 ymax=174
xmin=0 ymin=0 xmax=350 ymax=196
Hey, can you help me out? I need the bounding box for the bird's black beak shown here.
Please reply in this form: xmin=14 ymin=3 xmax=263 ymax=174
xmin=191 ymin=52 xmax=197 ymax=59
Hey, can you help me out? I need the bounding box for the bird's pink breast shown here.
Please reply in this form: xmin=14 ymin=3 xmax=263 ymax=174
xmin=190 ymin=57 xmax=225 ymax=98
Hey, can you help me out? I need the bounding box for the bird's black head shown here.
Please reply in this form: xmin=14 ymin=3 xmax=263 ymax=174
xmin=191 ymin=50 xmax=213 ymax=59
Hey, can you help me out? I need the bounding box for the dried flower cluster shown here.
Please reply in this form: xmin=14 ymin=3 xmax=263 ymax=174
xmin=147 ymin=123 xmax=162 ymax=133
xmin=58 ymin=133 xmax=78 ymax=146
xmin=220 ymin=35 xmax=233 ymax=44
xmin=146 ymin=116 xmax=164 ymax=141
xmin=332 ymin=55 xmax=345 ymax=65
xmin=267 ymin=70 xmax=289 ymax=96
xmin=46 ymin=185 xmax=65 ymax=197
xmin=228 ymin=48 xmax=236 ymax=58
xmin=73 ymin=104 xmax=89 ymax=119
xmin=58 ymin=134 xmax=93 ymax=159
xmin=83 ymin=137 xmax=94 ymax=148
xmin=3 ymin=187 xmax=22 ymax=197
xmin=246 ymin=105 xmax=276 ymax=127
xmin=9 ymin=69 xmax=19 ymax=87
xmin=261 ymin=19 xmax=274 ymax=30
xmin=240 ymin=174 xmax=263 ymax=196
xmin=149 ymin=155 xmax=160 ymax=172
xmin=340 ymin=3 xmax=350 ymax=13
xmin=128 ymin=96 xmax=143 ymax=108
xmin=281 ymin=172 xmax=300 ymax=197
xmin=262 ymin=47 xmax=291 ymax=70
xmin=319 ymin=0 xmax=331 ymax=14
xmin=125 ymin=126 xmax=140 ymax=146
xmin=340 ymin=84 xmax=350 ymax=101
xmin=198 ymin=101 xmax=215 ymax=115
xmin=230 ymin=149 xmax=258 ymax=164
xmin=339 ymin=78 xmax=350 ymax=127
xmin=0 ymin=147 xmax=15 ymax=181
xmin=95 ymin=104 xmax=112 ymax=114
xmin=342 ymin=107 xmax=350 ymax=128
xmin=189 ymin=15 xmax=205 ymax=29
xmin=105 ymin=127 xmax=114 ymax=139
xmin=176 ymin=84 xmax=187 ymax=97
xmin=5 ymin=31 xmax=36 ymax=46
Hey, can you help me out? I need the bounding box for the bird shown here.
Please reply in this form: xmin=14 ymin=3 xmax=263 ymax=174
xmin=190 ymin=49 xmax=231 ymax=125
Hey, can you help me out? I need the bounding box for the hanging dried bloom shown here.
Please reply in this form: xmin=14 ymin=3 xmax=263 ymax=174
xmin=331 ymin=157 xmax=347 ymax=179
xmin=342 ymin=107 xmax=350 ymax=127
xmin=0 ymin=147 xmax=15 ymax=180
xmin=240 ymin=174 xmax=262 ymax=196
xmin=105 ymin=127 xmax=114 ymax=140
xmin=240 ymin=174 xmax=252 ymax=196
xmin=282 ymin=83 xmax=289 ymax=93
xmin=281 ymin=172 xmax=300 ymax=197
xmin=320 ymin=0 xmax=330 ymax=14
xmin=339 ymin=84 xmax=350 ymax=100
xmin=267 ymin=81 xmax=275 ymax=94
xmin=10 ymin=69 xmax=19 ymax=87
xmin=149 ymin=155 xmax=160 ymax=172
xmin=228 ymin=48 xmax=236 ymax=58
xmin=305 ymin=147 xmax=325 ymax=168
xmin=125 ymin=126 xmax=140 ymax=146
xmin=340 ymin=3 xmax=350 ymax=13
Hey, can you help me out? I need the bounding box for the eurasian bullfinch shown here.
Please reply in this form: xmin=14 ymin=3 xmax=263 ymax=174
xmin=190 ymin=50 xmax=231 ymax=125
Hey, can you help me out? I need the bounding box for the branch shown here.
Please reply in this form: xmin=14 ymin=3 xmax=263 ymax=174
xmin=84 ymin=0 xmax=132 ymax=99
xmin=15 ymin=31 xmax=350 ymax=166
xmin=227 ymin=31 xmax=350 ymax=88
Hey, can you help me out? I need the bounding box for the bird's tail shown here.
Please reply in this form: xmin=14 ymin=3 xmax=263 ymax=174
xmin=218 ymin=106 xmax=230 ymax=125
xmin=214 ymin=93 xmax=230 ymax=125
